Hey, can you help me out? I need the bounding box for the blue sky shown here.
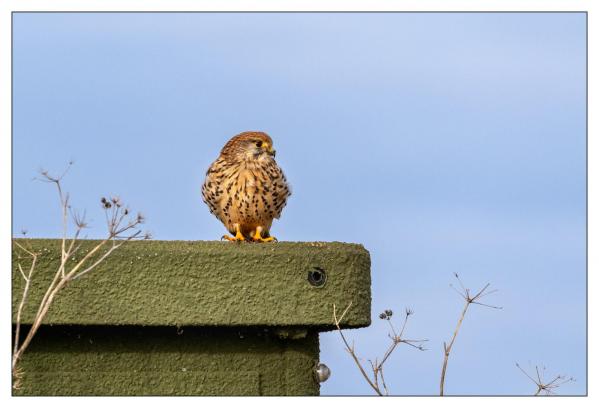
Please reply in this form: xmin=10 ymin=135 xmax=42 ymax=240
xmin=12 ymin=12 xmax=586 ymax=395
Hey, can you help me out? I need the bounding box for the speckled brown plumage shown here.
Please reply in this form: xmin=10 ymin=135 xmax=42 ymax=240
xmin=202 ymin=131 xmax=291 ymax=242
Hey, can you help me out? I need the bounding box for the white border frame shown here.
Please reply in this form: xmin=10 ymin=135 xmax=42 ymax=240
xmin=1 ymin=1 xmax=594 ymax=406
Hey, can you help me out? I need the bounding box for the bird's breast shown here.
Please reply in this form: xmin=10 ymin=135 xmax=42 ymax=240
xmin=203 ymin=157 xmax=290 ymax=237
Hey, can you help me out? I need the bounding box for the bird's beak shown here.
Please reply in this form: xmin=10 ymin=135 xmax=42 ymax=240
xmin=265 ymin=143 xmax=276 ymax=157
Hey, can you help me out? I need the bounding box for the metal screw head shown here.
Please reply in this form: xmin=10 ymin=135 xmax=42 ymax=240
xmin=315 ymin=362 xmax=331 ymax=383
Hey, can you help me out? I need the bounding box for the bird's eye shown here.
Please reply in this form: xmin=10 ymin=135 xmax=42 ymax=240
xmin=255 ymin=141 xmax=263 ymax=148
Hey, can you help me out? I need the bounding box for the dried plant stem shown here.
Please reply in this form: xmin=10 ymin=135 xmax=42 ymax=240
xmin=333 ymin=304 xmax=426 ymax=396
xmin=15 ymin=245 xmax=81 ymax=358
xmin=516 ymin=363 xmax=575 ymax=396
xmin=439 ymin=273 xmax=501 ymax=396
xmin=12 ymin=242 xmax=37 ymax=369
xmin=12 ymin=235 xmax=141 ymax=374
xmin=12 ymin=166 xmax=147 ymax=389
xmin=379 ymin=366 xmax=390 ymax=395
xmin=440 ymin=301 xmax=469 ymax=396
xmin=333 ymin=302 xmax=383 ymax=395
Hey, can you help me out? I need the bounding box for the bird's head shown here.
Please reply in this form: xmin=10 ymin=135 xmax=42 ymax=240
xmin=221 ymin=131 xmax=276 ymax=162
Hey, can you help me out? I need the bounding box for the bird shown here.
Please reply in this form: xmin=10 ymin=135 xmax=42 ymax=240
xmin=202 ymin=131 xmax=291 ymax=242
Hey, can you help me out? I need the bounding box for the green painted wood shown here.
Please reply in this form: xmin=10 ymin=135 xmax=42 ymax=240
xmin=12 ymin=239 xmax=371 ymax=329
xmin=12 ymin=239 xmax=371 ymax=395
xmin=13 ymin=326 xmax=319 ymax=396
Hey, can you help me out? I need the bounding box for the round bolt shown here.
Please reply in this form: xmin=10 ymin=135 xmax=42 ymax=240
xmin=315 ymin=362 xmax=331 ymax=383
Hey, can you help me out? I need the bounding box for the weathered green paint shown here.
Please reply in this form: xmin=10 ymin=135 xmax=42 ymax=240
xmin=12 ymin=240 xmax=371 ymax=328
xmin=12 ymin=239 xmax=371 ymax=396
xmin=14 ymin=326 xmax=320 ymax=396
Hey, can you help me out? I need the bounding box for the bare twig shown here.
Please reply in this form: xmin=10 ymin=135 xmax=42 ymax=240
xmin=439 ymin=273 xmax=501 ymax=396
xmin=12 ymin=241 xmax=37 ymax=374
xmin=516 ymin=363 xmax=575 ymax=396
xmin=333 ymin=304 xmax=427 ymax=396
xmin=12 ymin=166 xmax=148 ymax=389
xmin=333 ymin=302 xmax=381 ymax=395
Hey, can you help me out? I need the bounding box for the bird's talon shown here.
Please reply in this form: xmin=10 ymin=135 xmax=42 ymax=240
xmin=222 ymin=233 xmax=245 ymax=242
xmin=251 ymin=229 xmax=277 ymax=243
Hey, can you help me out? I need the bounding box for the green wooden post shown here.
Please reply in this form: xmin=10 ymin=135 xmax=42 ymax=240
xmin=12 ymin=240 xmax=371 ymax=396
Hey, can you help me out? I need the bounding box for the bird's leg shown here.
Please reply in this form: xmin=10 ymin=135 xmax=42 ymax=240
xmin=222 ymin=224 xmax=245 ymax=242
xmin=251 ymin=226 xmax=277 ymax=243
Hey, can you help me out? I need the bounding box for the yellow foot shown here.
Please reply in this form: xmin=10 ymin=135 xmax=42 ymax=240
xmin=253 ymin=236 xmax=277 ymax=243
xmin=221 ymin=234 xmax=245 ymax=242
xmin=251 ymin=228 xmax=277 ymax=243
xmin=222 ymin=224 xmax=245 ymax=242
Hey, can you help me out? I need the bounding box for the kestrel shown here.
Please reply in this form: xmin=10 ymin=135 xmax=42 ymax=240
xmin=202 ymin=131 xmax=291 ymax=242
